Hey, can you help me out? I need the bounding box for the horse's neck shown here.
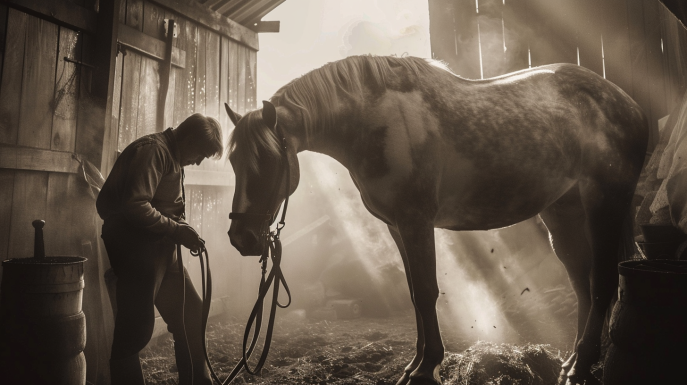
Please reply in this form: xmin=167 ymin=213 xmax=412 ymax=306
xmin=283 ymin=105 xmax=353 ymax=168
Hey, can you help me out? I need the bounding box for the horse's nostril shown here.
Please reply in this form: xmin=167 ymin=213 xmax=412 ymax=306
xmin=228 ymin=226 xmax=262 ymax=256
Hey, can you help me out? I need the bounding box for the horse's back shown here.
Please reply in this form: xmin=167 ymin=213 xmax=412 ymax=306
xmin=419 ymin=63 xmax=648 ymax=229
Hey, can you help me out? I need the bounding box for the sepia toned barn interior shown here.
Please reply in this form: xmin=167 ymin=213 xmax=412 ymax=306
xmin=0 ymin=1 xmax=687 ymax=384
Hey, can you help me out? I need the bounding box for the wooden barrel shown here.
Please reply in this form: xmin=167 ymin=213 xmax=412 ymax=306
xmin=603 ymin=259 xmax=687 ymax=385
xmin=0 ymin=256 xmax=87 ymax=385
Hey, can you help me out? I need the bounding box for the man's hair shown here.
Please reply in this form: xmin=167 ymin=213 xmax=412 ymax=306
xmin=176 ymin=113 xmax=223 ymax=159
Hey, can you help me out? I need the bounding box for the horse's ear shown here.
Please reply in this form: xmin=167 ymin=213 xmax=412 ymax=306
xmin=262 ymin=100 xmax=277 ymax=131
xmin=225 ymin=102 xmax=242 ymax=126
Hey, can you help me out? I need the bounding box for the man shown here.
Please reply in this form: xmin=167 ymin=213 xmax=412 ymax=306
xmin=97 ymin=114 xmax=223 ymax=385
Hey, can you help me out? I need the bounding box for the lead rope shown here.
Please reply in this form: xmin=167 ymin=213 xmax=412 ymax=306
xmin=198 ymin=135 xmax=292 ymax=384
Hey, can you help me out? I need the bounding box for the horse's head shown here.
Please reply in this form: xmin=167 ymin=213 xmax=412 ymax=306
xmin=226 ymin=101 xmax=300 ymax=256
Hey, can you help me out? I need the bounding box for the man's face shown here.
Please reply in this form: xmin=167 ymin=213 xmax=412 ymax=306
xmin=180 ymin=138 xmax=214 ymax=167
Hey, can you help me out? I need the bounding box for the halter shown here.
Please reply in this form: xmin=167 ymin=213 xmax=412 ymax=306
xmin=198 ymin=126 xmax=292 ymax=385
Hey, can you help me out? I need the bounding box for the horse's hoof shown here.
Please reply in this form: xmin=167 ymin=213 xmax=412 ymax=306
xmin=407 ymin=378 xmax=441 ymax=385
xmin=407 ymin=370 xmax=442 ymax=385
xmin=396 ymin=372 xmax=411 ymax=385
xmin=558 ymin=367 xmax=599 ymax=385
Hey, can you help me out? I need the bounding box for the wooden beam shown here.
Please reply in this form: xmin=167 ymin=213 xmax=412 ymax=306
xmin=149 ymin=0 xmax=259 ymax=50
xmin=251 ymin=20 xmax=279 ymax=33
xmin=84 ymin=0 xmax=121 ymax=171
xmin=157 ymin=19 xmax=175 ymax=131
xmin=183 ymin=169 xmax=234 ymax=186
xmin=4 ymin=0 xmax=97 ymax=34
xmin=243 ymin=1 xmax=285 ymax=25
xmin=118 ymin=23 xmax=186 ymax=67
xmin=0 ymin=144 xmax=80 ymax=173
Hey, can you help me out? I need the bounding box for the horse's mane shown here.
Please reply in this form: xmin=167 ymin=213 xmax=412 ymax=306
xmin=229 ymin=55 xmax=446 ymax=172
xmin=271 ymin=55 xmax=442 ymax=138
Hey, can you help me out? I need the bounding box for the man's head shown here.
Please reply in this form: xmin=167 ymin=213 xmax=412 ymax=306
xmin=174 ymin=114 xmax=223 ymax=167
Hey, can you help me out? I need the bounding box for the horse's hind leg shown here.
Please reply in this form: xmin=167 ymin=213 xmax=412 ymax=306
xmin=388 ymin=225 xmax=424 ymax=385
xmin=540 ymin=187 xmax=592 ymax=381
xmin=562 ymin=181 xmax=633 ymax=385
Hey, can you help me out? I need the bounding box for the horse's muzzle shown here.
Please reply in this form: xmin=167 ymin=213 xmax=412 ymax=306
xmin=228 ymin=223 xmax=264 ymax=256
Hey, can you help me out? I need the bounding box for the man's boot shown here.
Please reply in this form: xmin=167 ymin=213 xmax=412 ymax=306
xmin=110 ymin=353 xmax=145 ymax=385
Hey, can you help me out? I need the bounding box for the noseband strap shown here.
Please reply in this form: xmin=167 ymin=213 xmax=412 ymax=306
xmin=228 ymin=212 xmax=272 ymax=221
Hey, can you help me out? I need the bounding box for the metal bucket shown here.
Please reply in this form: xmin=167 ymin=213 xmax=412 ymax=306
xmin=603 ymin=260 xmax=687 ymax=384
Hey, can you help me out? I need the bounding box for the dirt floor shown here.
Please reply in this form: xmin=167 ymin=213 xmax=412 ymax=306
xmin=141 ymin=310 xmax=576 ymax=385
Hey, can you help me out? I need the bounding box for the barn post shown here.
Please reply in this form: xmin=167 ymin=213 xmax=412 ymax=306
xmin=79 ymin=0 xmax=121 ymax=171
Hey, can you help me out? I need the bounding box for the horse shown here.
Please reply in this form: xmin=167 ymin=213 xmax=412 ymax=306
xmin=224 ymin=55 xmax=648 ymax=385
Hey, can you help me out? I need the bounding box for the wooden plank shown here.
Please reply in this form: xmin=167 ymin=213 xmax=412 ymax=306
xmin=171 ymin=18 xmax=189 ymax=127
xmin=102 ymin=51 xmax=124 ymax=177
xmin=577 ymin=0 xmax=603 ymax=76
xmin=190 ymin=187 xmax=203 ymax=238
xmin=0 ymin=144 xmax=81 ymax=173
xmin=82 ymin=0 xmax=121 ymax=170
xmin=602 ymin=0 xmax=632 ymax=94
xmin=477 ymin=0 xmax=506 ymax=78
xmin=237 ymin=45 xmax=246 ymax=113
xmin=205 ymin=31 xmax=220 ymax=171
xmin=4 ymin=0 xmax=97 ymax=34
xmin=0 ymin=9 xmax=27 ymax=145
xmin=661 ymin=5 xmax=685 ymax=110
xmin=627 ymin=0 xmax=652 ymax=146
xmin=228 ymin=39 xmax=238 ymax=112
xmin=18 ymin=15 xmax=58 ymax=149
xmin=206 ymin=31 xmax=220 ymax=121
xmin=252 ymin=21 xmax=280 ymax=33
xmin=0 ymin=170 xmax=15 ymax=261
xmin=44 ymin=173 xmax=74 ymax=255
xmin=143 ymin=0 xmax=166 ymax=40
xmin=531 ymin=0 xmax=578 ymax=66
xmin=52 ymin=27 xmax=80 ymax=152
xmin=201 ymin=188 xmax=215 ymax=252
xmin=195 ymin=27 xmax=207 ymax=115
xmin=118 ymin=0 xmax=126 ymax=24
xmin=501 ymin=0 xmax=528 ymax=72
xmin=455 ymin=0 xmax=481 ymax=79
xmin=136 ymin=56 xmax=160 ymax=137
xmin=644 ymin=0 xmax=668 ymax=147
xmin=183 ymin=170 xmax=234 ymax=186
xmin=0 ymin=5 xmax=8 ymax=79
xmin=219 ymin=36 xmax=229 ymax=145
xmin=163 ymin=65 xmax=176 ymax=130
xmin=118 ymin=23 xmax=186 ymax=68
xmin=185 ymin=22 xmax=198 ymax=117
xmin=118 ymin=51 xmax=142 ymax=151
xmin=158 ymin=19 xmax=175 ymax=131
xmin=126 ymin=0 xmax=144 ymax=31
xmin=7 ymin=171 xmax=48 ymax=259
xmin=148 ymin=0 xmax=259 ymax=50
xmin=248 ymin=48 xmax=257 ymax=110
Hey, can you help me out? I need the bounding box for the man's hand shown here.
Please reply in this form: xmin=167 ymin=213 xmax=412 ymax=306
xmin=174 ymin=224 xmax=205 ymax=253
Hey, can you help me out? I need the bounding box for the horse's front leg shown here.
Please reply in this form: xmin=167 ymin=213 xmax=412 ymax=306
xmin=393 ymin=218 xmax=444 ymax=385
xmin=388 ymin=225 xmax=424 ymax=385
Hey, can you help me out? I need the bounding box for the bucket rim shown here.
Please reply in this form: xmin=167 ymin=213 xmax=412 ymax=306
xmin=619 ymin=259 xmax=687 ymax=276
xmin=2 ymin=256 xmax=87 ymax=265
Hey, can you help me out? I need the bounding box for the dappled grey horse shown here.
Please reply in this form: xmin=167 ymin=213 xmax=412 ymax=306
xmin=225 ymin=55 xmax=648 ymax=385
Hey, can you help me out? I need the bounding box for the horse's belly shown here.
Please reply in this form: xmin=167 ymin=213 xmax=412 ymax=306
xmin=435 ymin=173 xmax=577 ymax=230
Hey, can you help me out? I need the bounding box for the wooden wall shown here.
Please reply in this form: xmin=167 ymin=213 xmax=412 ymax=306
xmin=0 ymin=4 xmax=115 ymax=384
xmin=428 ymin=0 xmax=687 ymax=151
